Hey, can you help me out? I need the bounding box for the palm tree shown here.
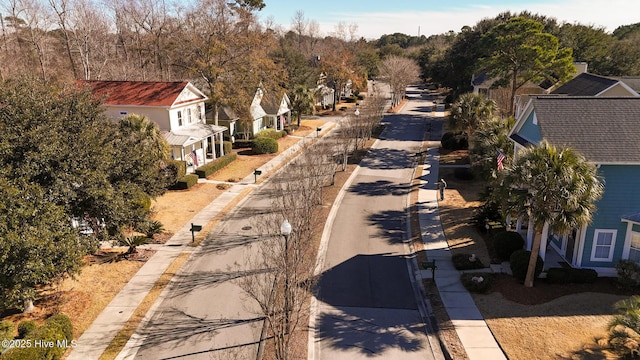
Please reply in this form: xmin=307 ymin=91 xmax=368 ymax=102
xmin=499 ymin=140 xmax=604 ymax=287
xmin=290 ymin=84 xmax=316 ymax=127
xmin=608 ymin=295 xmax=640 ymax=357
xmin=119 ymin=114 xmax=170 ymax=161
xmin=470 ymin=116 xmax=515 ymax=179
xmin=448 ymin=92 xmax=498 ymax=144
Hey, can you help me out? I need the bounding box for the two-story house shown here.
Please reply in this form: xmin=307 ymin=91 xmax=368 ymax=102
xmin=509 ymin=96 xmax=640 ymax=276
xmin=79 ymin=80 xmax=227 ymax=173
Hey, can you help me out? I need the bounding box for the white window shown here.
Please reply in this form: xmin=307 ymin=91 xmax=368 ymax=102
xmin=629 ymin=232 xmax=640 ymax=263
xmin=197 ymin=105 xmax=202 ymax=121
xmin=591 ymin=229 xmax=617 ymax=262
xmin=177 ymin=111 xmax=183 ymax=126
xmin=187 ymin=108 xmax=192 ymax=123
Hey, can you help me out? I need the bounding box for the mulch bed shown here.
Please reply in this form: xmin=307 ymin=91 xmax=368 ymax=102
xmin=490 ymin=273 xmax=636 ymax=305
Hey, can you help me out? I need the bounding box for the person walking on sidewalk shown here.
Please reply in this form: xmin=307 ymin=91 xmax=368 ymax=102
xmin=437 ymin=178 xmax=447 ymax=200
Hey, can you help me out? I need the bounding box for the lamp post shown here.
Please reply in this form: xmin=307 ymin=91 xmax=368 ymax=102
xmin=280 ymin=219 xmax=292 ymax=335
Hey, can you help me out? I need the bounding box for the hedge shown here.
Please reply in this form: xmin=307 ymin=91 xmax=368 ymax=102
xmin=546 ymin=267 xmax=598 ymax=284
xmin=170 ymin=174 xmax=199 ymax=190
xmin=510 ymin=250 xmax=544 ymax=281
xmin=493 ymin=231 xmax=525 ymax=261
xmin=17 ymin=321 xmax=36 ymax=339
xmin=194 ymin=153 xmax=238 ymax=178
xmin=222 ymin=141 xmax=232 ymax=155
xmin=256 ymin=129 xmax=283 ymax=140
xmin=252 ymin=137 xmax=278 ymax=154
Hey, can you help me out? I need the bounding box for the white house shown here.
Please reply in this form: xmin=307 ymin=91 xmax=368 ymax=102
xmin=79 ymin=80 xmax=227 ymax=173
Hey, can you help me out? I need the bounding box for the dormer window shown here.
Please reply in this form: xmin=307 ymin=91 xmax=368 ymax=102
xmin=178 ymin=111 xmax=183 ymax=126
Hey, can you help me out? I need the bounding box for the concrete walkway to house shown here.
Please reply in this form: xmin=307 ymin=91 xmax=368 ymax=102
xmin=67 ymin=121 xmax=338 ymax=360
xmin=415 ymin=146 xmax=507 ymax=360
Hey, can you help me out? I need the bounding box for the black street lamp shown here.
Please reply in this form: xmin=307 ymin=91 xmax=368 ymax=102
xmin=280 ymin=219 xmax=292 ymax=334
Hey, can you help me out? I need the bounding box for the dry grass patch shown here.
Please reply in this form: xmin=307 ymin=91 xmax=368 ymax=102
xmin=475 ymin=291 xmax=623 ymax=360
xmin=151 ymin=183 xmax=225 ymax=235
xmin=437 ymin=167 xmax=490 ymax=265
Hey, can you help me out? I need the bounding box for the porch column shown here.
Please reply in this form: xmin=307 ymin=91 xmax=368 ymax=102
xmin=218 ymin=132 xmax=224 ymax=157
xmin=515 ymin=216 xmax=522 ymax=232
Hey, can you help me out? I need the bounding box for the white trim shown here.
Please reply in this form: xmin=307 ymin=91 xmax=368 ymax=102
xmin=622 ymin=221 xmax=634 ymax=259
xmin=576 ymin=226 xmax=587 ymax=267
xmin=590 ymin=229 xmax=617 ymax=262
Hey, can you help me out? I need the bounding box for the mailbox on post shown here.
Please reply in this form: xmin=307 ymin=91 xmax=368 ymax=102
xmin=254 ymin=169 xmax=262 ymax=183
xmin=190 ymin=223 xmax=202 ymax=243
xmin=316 ymin=127 xmax=322 ymax=137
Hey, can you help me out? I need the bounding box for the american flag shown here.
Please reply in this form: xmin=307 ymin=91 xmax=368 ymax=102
xmin=189 ymin=151 xmax=199 ymax=167
xmin=497 ymin=149 xmax=505 ymax=171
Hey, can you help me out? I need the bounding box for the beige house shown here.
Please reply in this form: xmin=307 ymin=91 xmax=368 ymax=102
xmin=79 ymin=80 xmax=227 ymax=173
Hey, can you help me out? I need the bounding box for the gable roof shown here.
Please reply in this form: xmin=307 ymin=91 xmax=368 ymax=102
xmin=519 ymin=96 xmax=640 ymax=163
xmin=615 ymin=76 xmax=640 ymax=93
xmin=78 ymin=80 xmax=207 ymax=107
xmin=552 ymin=73 xmax=633 ymax=96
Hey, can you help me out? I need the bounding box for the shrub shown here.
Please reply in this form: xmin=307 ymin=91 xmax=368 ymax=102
xmin=441 ymin=131 xmax=468 ymax=150
xmin=452 ymin=253 xmax=485 ymax=270
xmin=510 ymin=249 xmax=543 ymax=281
xmin=616 ymin=260 xmax=640 ymax=290
xmin=45 ymin=314 xmax=72 ymax=341
xmin=493 ymin=231 xmax=525 ymax=261
xmin=453 ymin=167 xmax=474 ymax=180
xmin=471 ymin=200 xmax=502 ymax=230
xmin=194 ymin=153 xmax=238 ymax=178
xmin=170 ymin=174 xmax=199 ymax=190
xmin=136 ymin=219 xmax=164 ymax=238
xmin=256 ymin=129 xmax=283 ymax=140
xmin=17 ymin=321 xmax=36 ymax=339
xmin=460 ymin=272 xmax=493 ymax=293
xmin=166 ymin=159 xmax=187 ymax=179
xmin=1 ymin=320 xmax=15 ymax=348
xmin=222 ymin=141 xmax=232 ymax=155
xmin=252 ymin=137 xmax=278 ymax=154
xmin=546 ymin=267 xmax=598 ymax=284
xmin=4 ymin=319 xmax=68 ymax=360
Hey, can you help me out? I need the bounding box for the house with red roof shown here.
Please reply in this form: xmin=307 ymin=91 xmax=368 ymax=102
xmin=78 ymin=80 xmax=227 ymax=173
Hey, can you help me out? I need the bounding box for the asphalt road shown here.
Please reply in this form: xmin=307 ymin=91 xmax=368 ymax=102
xmin=313 ymin=86 xmax=444 ymax=360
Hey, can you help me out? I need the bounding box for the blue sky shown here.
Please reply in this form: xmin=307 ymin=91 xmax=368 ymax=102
xmin=258 ymin=0 xmax=640 ymax=39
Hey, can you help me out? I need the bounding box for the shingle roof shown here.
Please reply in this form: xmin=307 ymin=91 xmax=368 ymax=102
xmin=552 ymin=73 xmax=619 ymax=96
xmin=531 ymin=96 xmax=640 ymax=163
xmin=78 ymin=80 xmax=203 ymax=107
xmin=615 ymin=76 xmax=640 ymax=93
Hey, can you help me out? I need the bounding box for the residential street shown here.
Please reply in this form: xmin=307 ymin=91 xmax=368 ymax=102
xmin=312 ymin=86 xmax=445 ymax=359
xmin=116 ymin=86 xmax=446 ymax=360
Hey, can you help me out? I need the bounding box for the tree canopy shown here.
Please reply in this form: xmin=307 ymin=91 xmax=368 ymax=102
xmin=480 ymin=17 xmax=575 ymax=115
xmin=0 ymin=77 xmax=172 ymax=309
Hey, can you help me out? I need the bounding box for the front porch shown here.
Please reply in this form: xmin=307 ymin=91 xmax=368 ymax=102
xmin=164 ymin=123 xmax=227 ymax=174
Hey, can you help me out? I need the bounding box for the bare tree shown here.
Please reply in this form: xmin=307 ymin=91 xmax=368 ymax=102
xmin=378 ymin=55 xmax=420 ymax=107
xmin=238 ymin=141 xmax=334 ymax=360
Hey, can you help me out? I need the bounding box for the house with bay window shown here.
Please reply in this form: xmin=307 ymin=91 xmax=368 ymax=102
xmin=509 ymin=96 xmax=640 ymax=276
xmin=79 ymin=80 xmax=227 ymax=173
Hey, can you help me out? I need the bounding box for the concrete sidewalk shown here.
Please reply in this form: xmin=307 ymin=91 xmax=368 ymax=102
xmin=67 ymin=121 xmax=337 ymax=360
xmin=415 ymin=147 xmax=507 ymax=360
